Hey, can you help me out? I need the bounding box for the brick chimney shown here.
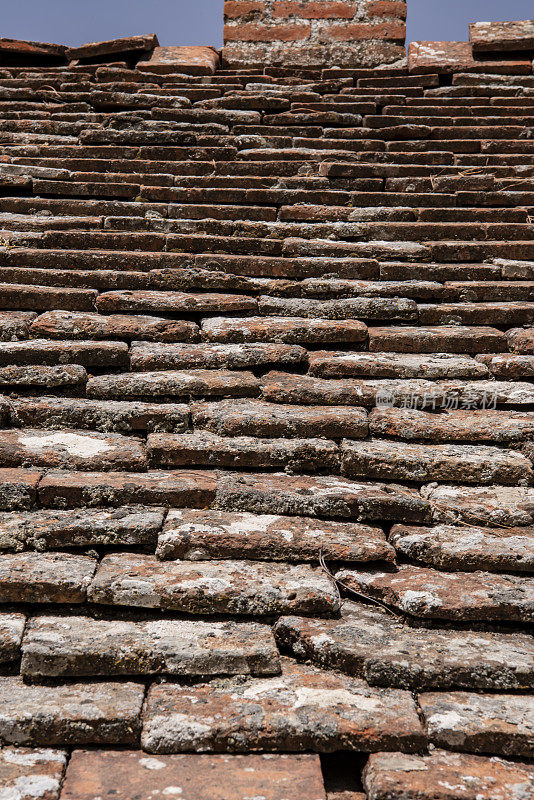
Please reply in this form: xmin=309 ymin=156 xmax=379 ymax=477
xmin=222 ymin=1 xmax=407 ymax=67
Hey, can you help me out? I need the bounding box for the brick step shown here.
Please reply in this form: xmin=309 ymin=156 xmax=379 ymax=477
xmin=29 ymin=311 xmax=198 ymax=342
xmin=275 ymin=601 xmax=534 ymax=690
xmin=130 ymin=342 xmax=307 ymax=371
xmin=200 ymin=316 xmax=368 ymax=345
xmin=141 ymin=658 xmax=424 ymax=754
xmin=340 ymin=439 xmax=530 ymax=485
xmin=364 ymin=751 xmax=534 ymax=799
xmin=338 ymin=565 xmax=533 ymax=622
xmin=0 ymin=283 xmax=96 ymax=311
xmin=369 ymin=407 xmax=534 ymax=443
xmin=0 ymin=338 xmax=128 ymax=366
xmin=425 ymin=484 xmax=534 ymax=527
xmin=0 ymin=505 xmax=165 ymax=551
xmin=147 ymin=431 xmax=340 ymax=473
xmin=257 ymin=296 xmax=417 ymax=321
xmin=190 ymin=398 xmax=367 ymax=438
xmin=390 ymin=522 xmax=534 ymax=573
xmin=260 ymin=372 xmax=534 ymax=409
xmin=0 ymin=248 xmax=380 ymax=279
xmin=0 ymin=429 xmax=147 ymax=471
xmin=21 ymin=615 xmax=280 ymax=678
xmin=157 ymin=508 xmax=392 ymax=563
xmin=64 ymin=752 xmax=328 ymax=800
xmin=95 ymin=289 xmax=257 ymax=316
xmin=0 ymin=677 xmax=143 ymax=746
xmin=87 ymin=369 xmax=260 ymax=401
xmin=86 ymin=553 xmax=338 ymax=615
xmin=8 ymin=396 xmax=189 ymax=433
xmin=418 ymin=301 xmax=534 ymax=325
xmin=308 ymin=352 xmax=488 ymax=379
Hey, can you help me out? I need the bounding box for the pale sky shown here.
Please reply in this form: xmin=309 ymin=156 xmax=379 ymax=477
xmin=0 ymin=0 xmax=532 ymax=48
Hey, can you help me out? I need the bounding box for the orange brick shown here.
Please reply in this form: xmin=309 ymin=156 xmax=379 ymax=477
xmin=224 ymin=22 xmax=312 ymax=41
xmin=324 ymin=21 xmax=405 ymax=40
xmin=224 ymin=1 xmax=266 ymax=18
xmin=367 ymin=1 xmax=407 ymax=19
xmin=273 ymin=1 xmax=355 ymax=18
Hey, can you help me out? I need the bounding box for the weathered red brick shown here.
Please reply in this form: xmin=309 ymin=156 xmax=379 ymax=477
xmin=0 ymin=677 xmax=144 ymax=746
xmin=363 ymin=750 xmax=534 ymax=800
xmin=157 ymin=508 xmax=394 ymax=563
xmin=61 ymin=751 xmax=326 ymax=800
xmin=142 ymin=658 xmax=425 ymax=753
xmin=21 ymin=615 xmax=280 ymax=678
xmin=38 ymin=470 xmax=217 ymax=509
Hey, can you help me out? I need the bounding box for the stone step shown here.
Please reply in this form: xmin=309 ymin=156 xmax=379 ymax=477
xmin=0 ymin=747 xmax=67 ymax=799
xmin=420 ymin=692 xmax=534 ymax=758
xmin=368 ymin=326 xmax=507 ymax=354
xmin=389 ymin=523 xmax=534 ymax=573
xmin=0 ymin=364 xmax=87 ymax=390
xmin=96 ymin=290 xmax=257 ymax=317
xmin=141 ymin=658 xmax=425 ymax=754
xmin=21 ymin=615 xmax=281 ymax=678
xmin=423 ymin=484 xmax=534 ymax=527
xmin=308 ymin=352 xmax=488 ymax=380
xmin=157 ymin=508 xmax=394 ymax=564
xmin=0 ymin=613 xmax=25 ymax=664
xmin=201 ymin=316 xmax=368 ymax=345
xmin=337 ymin=565 xmax=534 ymax=622
xmin=88 ymin=554 xmax=338 ymax=616
xmin=363 ymin=750 xmax=534 ymax=800
xmin=261 ymin=372 xmax=534 ymax=409
xmin=0 ymin=676 xmax=144 ymax=746
xmin=275 ymin=601 xmax=534 ymax=690
xmin=61 ymin=751 xmax=327 ymax=800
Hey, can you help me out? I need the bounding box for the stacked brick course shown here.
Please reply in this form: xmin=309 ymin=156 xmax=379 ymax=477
xmin=0 ymin=18 xmax=531 ymax=800
xmin=223 ymin=0 xmax=407 ymax=66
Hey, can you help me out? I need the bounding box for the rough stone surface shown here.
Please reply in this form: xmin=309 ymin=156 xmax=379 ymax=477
xmin=21 ymin=615 xmax=281 ymax=678
xmin=275 ymin=601 xmax=534 ymax=690
xmin=88 ymin=553 xmax=339 ymax=616
xmin=61 ymin=751 xmax=326 ymax=800
xmin=157 ymin=508 xmax=394 ymax=563
xmin=341 ymin=438 xmax=530 ymax=485
xmin=363 ymin=750 xmax=534 ymax=800
xmin=142 ymin=658 xmax=425 ymax=754
xmin=420 ymin=692 xmax=534 ymax=757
